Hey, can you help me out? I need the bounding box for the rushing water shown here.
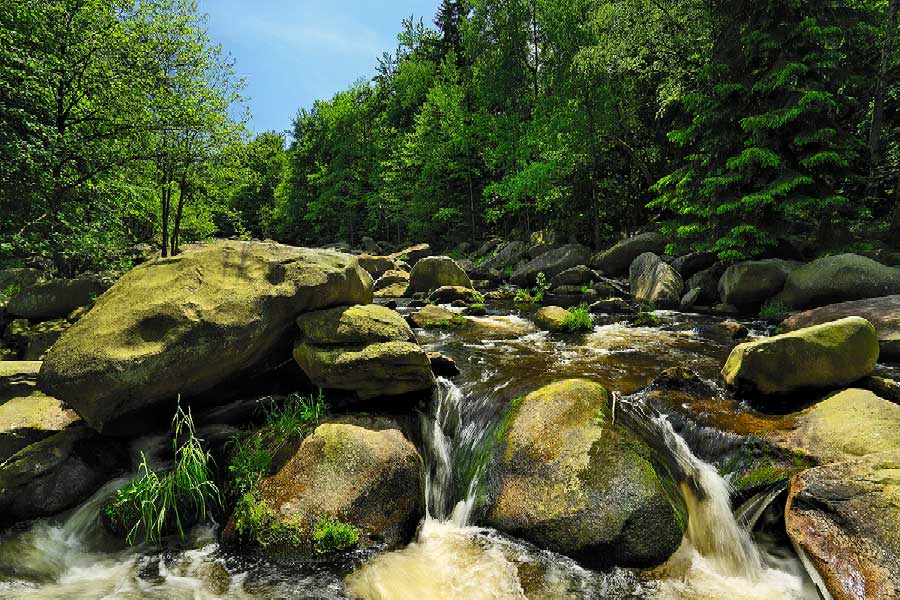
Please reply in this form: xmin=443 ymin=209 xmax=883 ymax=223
xmin=0 ymin=309 xmax=823 ymax=598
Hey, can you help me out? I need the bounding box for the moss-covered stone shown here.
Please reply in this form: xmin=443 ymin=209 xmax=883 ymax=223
xmin=8 ymin=276 xmax=109 ymax=320
xmin=0 ymin=390 xmax=79 ymax=462
xmin=296 ymin=304 xmax=414 ymax=345
xmin=717 ymin=259 xmax=799 ymax=308
xmin=407 ymin=256 xmax=472 ymax=294
xmin=533 ymin=306 xmax=569 ymax=332
xmin=408 ymin=305 xmax=465 ymax=329
xmin=721 ymin=316 xmax=879 ymax=397
xmin=774 ymin=253 xmax=900 ymax=309
xmin=484 ymin=379 xmax=686 ymax=569
xmin=428 ymin=285 xmax=482 ymax=305
xmin=629 ymin=253 xmax=684 ymax=307
xmin=39 ymin=241 xmax=373 ymax=435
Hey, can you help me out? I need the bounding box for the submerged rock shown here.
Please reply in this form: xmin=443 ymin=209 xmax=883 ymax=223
xmin=293 ymin=305 xmax=434 ymax=401
xmin=774 ymin=253 xmax=900 ymax=309
xmin=591 ymin=232 xmax=668 ymax=276
xmin=0 ymin=424 xmax=126 ymax=525
xmin=39 ymin=241 xmax=373 ymax=435
xmin=721 ymin=317 xmax=879 ymax=397
xmin=717 ymin=259 xmax=799 ymax=308
xmin=231 ymin=422 xmax=423 ymax=556
xmin=485 ymin=379 xmax=686 ymax=569
xmin=408 ymin=257 xmax=472 ymax=294
xmin=780 ymin=294 xmax=900 ymax=360
xmin=786 ymin=451 xmax=900 ymax=600
xmin=629 ymin=253 xmax=684 ymax=307
xmin=7 ymin=276 xmax=108 ymax=321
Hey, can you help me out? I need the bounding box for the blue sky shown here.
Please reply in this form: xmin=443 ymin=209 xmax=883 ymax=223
xmin=198 ymin=0 xmax=440 ymax=135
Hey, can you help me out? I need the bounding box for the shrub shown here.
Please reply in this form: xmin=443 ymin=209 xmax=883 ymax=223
xmin=514 ymin=271 xmax=552 ymax=305
xmin=759 ymin=300 xmax=791 ymax=320
xmin=313 ymin=517 xmax=360 ymax=554
xmin=560 ymin=305 xmax=593 ymax=333
xmin=105 ymin=405 xmax=222 ymax=544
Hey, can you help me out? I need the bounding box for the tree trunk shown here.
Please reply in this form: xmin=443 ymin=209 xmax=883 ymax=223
xmin=468 ymin=173 xmax=477 ymax=244
xmin=171 ymin=174 xmax=188 ymax=256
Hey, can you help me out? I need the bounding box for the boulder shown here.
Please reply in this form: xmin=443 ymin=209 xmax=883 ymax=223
xmin=785 ymin=389 xmax=900 ymax=464
xmin=408 ymin=305 xmax=463 ymax=329
xmin=481 ymin=241 xmax=527 ymax=271
xmin=774 ymin=253 xmax=900 ymax=309
xmin=236 ymin=423 xmax=423 ymax=554
xmin=857 ymin=375 xmax=900 ymax=404
xmin=717 ymin=259 xmax=800 ymax=308
xmin=591 ymin=232 xmax=668 ymax=276
xmin=428 ymin=286 xmax=482 ymax=305
xmin=592 ymin=277 xmax=629 ymax=299
xmin=7 ymin=276 xmax=109 ymax=321
xmin=475 ymin=237 xmax=502 ymax=258
xmin=629 ymin=253 xmax=684 ymax=307
xmin=780 ymin=295 xmax=900 ymax=360
xmin=357 ymin=255 xmax=396 ymax=280
xmin=534 ymin=306 xmax=570 ymax=332
xmin=389 ymin=243 xmax=432 ymax=265
xmin=670 ymin=252 xmax=717 ymax=280
xmin=687 ymin=263 xmax=726 ymax=305
xmin=374 ymin=283 xmax=409 ymax=298
xmin=408 ymin=256 xmax=472 ymax=294
xmin=0 ymin=389 xmax=79 ymax=462
xmin=39 ymin=241 xmax=373 ymax=435
xmin=722 ymin=317 xmax=879 ymax=397
xmin=786 ymin=451 xmax=900 ymax=600
xmin=427 ymin=351 xmax=459 ymax=377
xmin=551 ymin=265 xmax=598 ymax=288
xmin=293 ymin=305 xmax=434 ymax=401
xmin=0 ymin=268 xmax=44 ymax=295
xmin=0 ymin=424 xmax=126 ymax=525
xmin=543 ymin=286 xmax=598 ymax=308
xmin=589 ymin=298 xmax=636 ymax=314
xmin=360 ymin=236 xmax=381 ymax=254
xmin=510 ymin=244 xmax=591 ymax=287
xmin=679 ymin=288 xmax=701 ymax=310
xmin=484 ymin=379 xmax=685 ymax=568
xmin=373 ymin=269 xmax=409 ymax=291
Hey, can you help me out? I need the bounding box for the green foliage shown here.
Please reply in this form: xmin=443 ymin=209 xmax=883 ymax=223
xmin=104 ymin=405 xmax=222 ymax=545
xmin=312 ymin=518 xmax=360 ymax=554
xmin=1 ymin=284 xmax=20 ymax=299
xmin=263 ymin=391 xmax=328 ymax=440
xmin=515 ymin=271 xmax=552 ymax=304
xmin=559 ymin=305 xmax=593 ymax=333
xmin=631 ymin=304 xmax=659 ymax=327
xmin=759 ymin=301 xmax=792 ymax=320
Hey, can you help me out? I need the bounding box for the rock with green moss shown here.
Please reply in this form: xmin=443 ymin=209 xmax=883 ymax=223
xmin=428 ymin=285 xmax=482 ymax=305
xmin=408 ymin=305 xmax=464 ymax=329
xmin=784 ymin=388 xmax=900 ymax=464
xmin=533 ymin=306 xmax=569 ymax=332
xmin=228 ymin=422 xmax=422 ymax=556
xmin=773 ymin=253 xmax=900 ymax=309
xmin=721 ymin=317 xmax=879 ymax=397
xmin=0 ymin=389 xmax=79 ymax=462
xmin=484 ymin=379 xmax=686 ymax=569
xmin=786 ymin=451 xmax=900 ymax=600
xmin=39 ymin=241 xmax=374 ymax=435
xmin=373 ymin=270 xmax=409 ymax=298
xmin=717 ymin=259 xmax=800 ymax=308
xmin=591 ymin=232 xmax=668 ymax=276
xmin=407 ymin=256 xmax=473 ymax=294
xmin=629 ymin=253 xmax=684 ymax=307
xmin=293 ymin=304 xmax=434 ymax=400
xmin=0 ymin=268 xmax=45 ymax=296
xmin=0 ymin=424 xmax=126 ymax=525
xmin=8 ymin=276 xmax=109 ymax=321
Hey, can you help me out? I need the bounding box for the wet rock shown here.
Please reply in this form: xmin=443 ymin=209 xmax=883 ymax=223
xmin=780 ymin=294 xmax=900 ymax=361
xmin=629 ymin=253 xmax=684 ymax=307
xmin=39 ymin=241 xmax=373 ymax=436
xmin=591 ymin=232 xmax=668 ymax=276
xmin=687 ymin=263 xmax=726 ymax=305
xmin=293 ymin=305 xmax=434 ymax=401
xmin=427 ymin=351 xmax=459 ymax=377
xmin=463 ymin=304 xmax=488 ymax=316
xmin=408 ymin=305 xmax=463 ymax=329
xmin=785 ymin=389 xmax=900 ymax=463
xmin=533 ymin=306 xmax=570 ymax=331
xmin=719 ymin=321 xmax=749 ymax=340
xmin=717 ymin=259 xmax=800 ymax=308
xmin=857 ymin=375 xmax=900 ymax=404
xmin=485 ymin=379 xmax=686 ymax=569
xmin=671 ymin=252 xmax=717 ymax=280
xmin=230 ymin=423 xmax=423 ymax=555
xmin=711 ymin=303 xmax=739 ymax=316
xmin=722 ymin=317 xmax=879 ymax=397
xmin=543 ymin=286 xmax=598 ymax=308
xmin=679 ymin=288 xmax=701 ymax=310
xmin=786 ymin=451 xmax=900 ymax=600
xmin=774 ymin=253 xmax=900 ymax=309
xmin=8 ymin=276 xmax=109 ymax=321
xmin=357 ymin=255 xmax=396 ymax=280
xmin=429 ymin=285 xmax=482 ymax=305
xmin=551 ymin=265 xmax=598 ymax=288
xmin=0 ymin=424 xmax=126 ymax=525
xmin=408 ymin=256 xmax=473 ymax=294
xmin=510 ymin=244 xmax=591 ymax=287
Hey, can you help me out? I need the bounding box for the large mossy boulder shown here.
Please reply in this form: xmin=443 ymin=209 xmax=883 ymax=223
xmin=510 ymin=244 xmax=591 ymax=287
xmin=629 ymin=253 xmax=684 ymax=307
xmin=39 ymin=241 xmax=374 ymax=435
xmin=357 ymin=255 xmax=396 ymax=279
xmin=774 ymin=253 xmax=900 ymax=309
xmin=780 ymin=295 xmax=900 ymax=361
xmin=0 ymin=424 xmax=126 ymax=525
xmin=232 ymin=422 xmax=423 ymax=555
xmin=717 ymin=259 xmax=799 ymax=308
xmin=721 ymin=317 xmax=879 ymax=397
xmin=786 ymin=451 xmax=900 ymax=600
xmin=784 ymin=389 xmax=900 ymax=464
xmin=484 ymin=379 xmax=686 ymax=569
xmin=8 ymin=276 xmax=109 ymax=321
xmin=591 ymin=232 xmax=668 ymax=276
xmin=388 ymin=243 xmax=431 ymax=266
xmin=293 ymin=304 xmax=434 ymax=401
xmin=407 ymin=256 xmax=472 ymax=294
xmin=481 ymin=241 xmax=527 ymax=271
xmin=533 ymin=306 xmax=570 ymax=332
xmin=0 ymin=268 xmax=45 ymax=295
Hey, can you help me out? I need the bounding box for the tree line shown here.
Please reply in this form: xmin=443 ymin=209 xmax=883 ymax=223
xmin=2 ymin=0 xmax=899 ymax=275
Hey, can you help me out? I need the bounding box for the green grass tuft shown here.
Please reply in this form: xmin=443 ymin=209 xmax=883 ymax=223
xmin=760 ymin=300 xmax=791 ymax=320
xmin=559 ymin=305 xmax=593 ymax=333
xmin=313 ymin=518 xmax=360 ymax=554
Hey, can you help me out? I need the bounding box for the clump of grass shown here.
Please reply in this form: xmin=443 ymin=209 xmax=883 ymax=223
xmin=313 ymin=517 xmax=360 ymax=554
xmin=263 ymin=390 xmax=327 ymax=439
xmin=631 ymin=303 xmax=659 ymax=327
xmin=560 ymin=305 xmax=593 ymax=333
xmin=760 ymin=300 xmax=791 ymax=320
xmin=105 ymin=405 xmax=222 ymax=544
xmin=1 ymin=283 xmax=20 ymax=298
xmin=514 ymin=271 xmax=551 ymax=304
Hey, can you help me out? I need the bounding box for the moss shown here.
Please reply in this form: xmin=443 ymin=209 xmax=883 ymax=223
xmin=233 ymin=490 xmax=310 ymax=549
xmin=559 ymin=306 xmax=593 ymax=333
xmin=421 ymin=314 xmax=466 ymax=329
xmin=313 ymin=517 xmax=359 ymax=554
xmin=760 ymin=300 xmax=791 ymax=320
xmin=734 ymin=465 xmax=798 ymax=491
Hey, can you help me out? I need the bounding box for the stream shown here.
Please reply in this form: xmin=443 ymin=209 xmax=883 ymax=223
xmin=0 ymin=308 xmax=823 ymax=599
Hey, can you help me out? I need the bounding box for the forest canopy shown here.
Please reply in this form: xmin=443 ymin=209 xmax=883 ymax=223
xmin=1 ymin=0 xmax=898 ymax=274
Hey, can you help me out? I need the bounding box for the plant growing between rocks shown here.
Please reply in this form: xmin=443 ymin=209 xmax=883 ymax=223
xmin=560 ymin=305 xmax=593 ymax=333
